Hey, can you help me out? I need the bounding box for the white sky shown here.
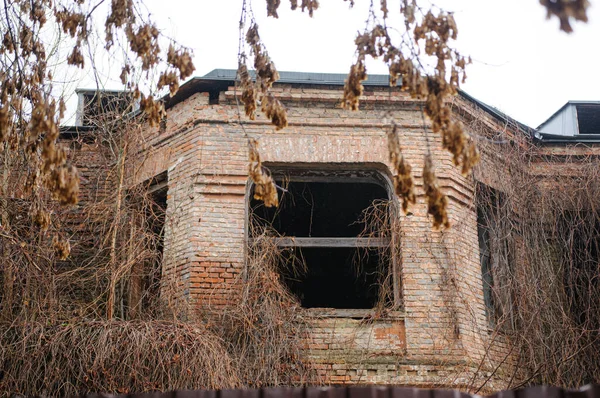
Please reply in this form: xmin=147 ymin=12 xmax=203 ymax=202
xmin=70 ymin=1 xmax=600 ymax=128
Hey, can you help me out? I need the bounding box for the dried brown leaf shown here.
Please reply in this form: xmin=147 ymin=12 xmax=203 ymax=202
xmin=238 ymin=62 xmax=257 ymax=120
xmin=248 ymin=139 xmax=279 ymax=207
xmin=261 ymin=94 xmax=288 ymax=130
xmin=342 ymin=59 xmax=367 ymax=111
xmin=423 ymin=154 xmax=449 ymax=229
xmin=267 ymin=0 xmax=281 ymax=17
xmin=387 ymin=124 xmax=415 ymax=212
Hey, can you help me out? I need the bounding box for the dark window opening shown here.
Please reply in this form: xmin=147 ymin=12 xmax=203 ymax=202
xmin=79 ymin=91 xmax=135 ymax=126
xmin=147 ymin=174 xmax=167 ymax=270
xmin=477 ymin=204 xmax=494 ymax=320
xmin=208 ymin=90 xmax=220 ymax=105
xmin=576 ymin=104 xmax=600 ymax=135
xmin=560 ymin=211 xmax=600 ymax=328
xmin=476 ymin=183 xmax=514 ymax=328
xmin=128 ymin=171 xmax=167 ymax=318
xmin=252 ymin=180 xmax=388 ymax=237
xmin=280 ymin=247 xmax=383 ymax=309
xmin=250 ymin=169 xmax=394 ymax=310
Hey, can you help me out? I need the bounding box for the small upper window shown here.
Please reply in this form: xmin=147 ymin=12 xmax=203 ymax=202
xmin=576 ymin=104 xmax=600 ymax=135
xmin=76 ymin=90 xmax=136 ymax=127
xmin=250 ymin=167 xmax=398 ymax=310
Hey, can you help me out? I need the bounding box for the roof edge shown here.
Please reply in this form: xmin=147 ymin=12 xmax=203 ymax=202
xmin=200 ymin=68 xmax=396 ymax=86
xmin=457 ymin=90 xmax=535 ymax=137
xmin=535 ymin=131 xmax=600 ymax=144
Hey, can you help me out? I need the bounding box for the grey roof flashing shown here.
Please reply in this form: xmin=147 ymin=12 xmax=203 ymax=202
xmin=536 ymin=131 xmax=600 ymax=144
xmin=75 ymin=88 xmax=130 ymax=95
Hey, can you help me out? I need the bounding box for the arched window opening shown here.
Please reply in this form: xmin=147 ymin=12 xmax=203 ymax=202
xmin=250 ymin=167 xmax=398 ymax=310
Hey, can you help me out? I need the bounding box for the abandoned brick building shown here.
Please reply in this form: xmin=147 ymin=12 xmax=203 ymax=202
xmin=63 ymin=70 xmax=600 ymax=391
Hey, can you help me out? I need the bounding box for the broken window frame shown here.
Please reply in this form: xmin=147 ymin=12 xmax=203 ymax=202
xmin=247 ymin=165 xmax=402 ymax=313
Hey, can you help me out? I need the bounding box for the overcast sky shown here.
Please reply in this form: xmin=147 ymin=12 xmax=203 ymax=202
xmin=76 ymin=1 xmax=600 ymax=128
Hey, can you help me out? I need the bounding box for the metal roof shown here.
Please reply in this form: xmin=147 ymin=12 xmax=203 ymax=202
xmin=201 ymin=68 xmax=396 ymax=86
xmin=164 ymin=69 xmax=399 ymax=109
xmin=538 ymin=100 xmax=600 ymax=130
xmin=457 ymin=90 xmax=535 ymax=138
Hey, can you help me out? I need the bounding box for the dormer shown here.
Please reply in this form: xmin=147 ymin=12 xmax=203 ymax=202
xmin=537 ymin=101 xmax=600 ymax=141
xmin=75 ymin=89 xmax=137 ymax=127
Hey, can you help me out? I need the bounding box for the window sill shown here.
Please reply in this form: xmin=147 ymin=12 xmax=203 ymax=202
xmin=303 ymin=308 xmax=405 ymax=320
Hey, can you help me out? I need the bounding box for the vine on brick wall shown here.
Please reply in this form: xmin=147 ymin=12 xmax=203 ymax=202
xmin=0 ymin=105 xmax=320 ymax=395
xmin=456 ymin=106 xmax=600 ymax=390
xmin=0 ymin=0 xmax=195 ymax=247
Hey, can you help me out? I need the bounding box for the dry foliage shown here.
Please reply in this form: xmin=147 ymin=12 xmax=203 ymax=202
xmin=267 ymin=0 xmax=319 ymax=18
xmin=214 ymin=222 xmax=318 ymax=387
xmin=0 ymin=0 xmax=194 ymax=233
xmin=237 ymin=0 xmax=479 ymax=228
xmin=240 ymin=0 xmax=583 ymax=228
xmin=0 ymin=321 xmax=240 ymax=396
xmin=0 ymin=106 xmax=227 ymax=395
xmin=0 ymin=104 xmax=320 ymax=395
xmin=238 ymin=22 xmax=287 ymax=130
xmin=540 ymin=0 xmax=589 ymax=33
xmin=230 ymin=200 xmax=402 ymax=386
xmin=0 ymin=106 xmax=171 ymax=324
xmin=248 ymin=139 xmax=279 ymax=207
xmin=356 ymin=199 xmax=402 ymax=310
xmin=423 ymin=154 xmax=449 ymax=229
xmin=387 ymin=124 xmax=416 ymax=213
xmin=343 ymin=0 xmax=477 ymax=227
xmin=0 ymin=0 xmax=595 ymax=394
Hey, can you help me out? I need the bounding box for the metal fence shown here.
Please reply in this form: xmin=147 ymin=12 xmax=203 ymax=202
xmin=80 ymin=385 xmax=600 ymax=398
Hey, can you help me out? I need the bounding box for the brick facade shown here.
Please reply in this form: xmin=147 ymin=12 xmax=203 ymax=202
xmin=68 ymin=71 xmax=586 ymax=392
xmin=113 ymin=74 xmax=518 ymax=391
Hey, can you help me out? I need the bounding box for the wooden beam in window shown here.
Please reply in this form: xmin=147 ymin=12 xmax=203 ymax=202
xmin=148 ymin=180 xmax=168 ymax=195
xmin=273 ymin=237 xmax=390 ymax=248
